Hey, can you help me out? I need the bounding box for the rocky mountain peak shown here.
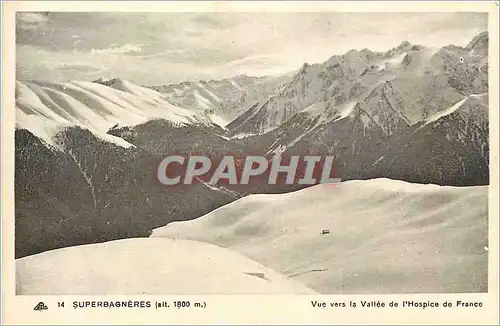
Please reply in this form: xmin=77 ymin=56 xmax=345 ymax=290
xmin=465 ymin=31 xmax=488 ymax=54
xmin=299 ymin=62 xmax=311 ymax=73
xmin=398 ymin=40 xmax=412 ymax=49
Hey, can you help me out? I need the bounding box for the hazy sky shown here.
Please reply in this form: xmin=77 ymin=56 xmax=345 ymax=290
xmin=16 ymin=12 xmax=487 ymax=85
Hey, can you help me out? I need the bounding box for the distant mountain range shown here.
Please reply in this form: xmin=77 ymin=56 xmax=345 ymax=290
xmin=226 ymin=32 xmax=487 ymax=135
xmin=148 ymin=73 xmax=294 ymax=126
xmin=14 ymin=31 xmax=489 ymax=258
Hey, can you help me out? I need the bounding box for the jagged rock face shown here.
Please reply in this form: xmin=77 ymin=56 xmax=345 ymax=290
xmin=465 ymin=31 xmax=488 ymax=56
xmin=92 ymin=77 xmax=121 ymax=87
xmin=429 ymin=33 xmax=488 ymax=97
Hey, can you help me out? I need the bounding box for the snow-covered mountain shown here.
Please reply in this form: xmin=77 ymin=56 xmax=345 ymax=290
xmin=243 ymin=89 xmax=488 ymax=186
xmin=15 ymin=32 xmax=489 ymax=260
xmin=227 ymin=32 xmax=488 ymax=136
xmin=15 ymin=79 xmax=245 ymax=258
xmin=152 ymin=178 xmax=488 ymax=294
xmin=230 ymin=32 xmax=489 ymax=186
xmin=17 ymin=238 xmax=316 ymax=294
xmin=16 ymin=79 xmax=230 ymax=149
xmin=148 ymin=74 xmax=293 ymax=126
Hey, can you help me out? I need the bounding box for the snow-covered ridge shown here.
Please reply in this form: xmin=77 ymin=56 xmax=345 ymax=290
xmin=424 ymin=92 xmax=489 ymax=126
xmin=15 ymin=79 xmax=221 ymax=149
xmin=152 ymin=178 xmax=488 ymax=294
xmin=16 ymin=238 xmax=317 ymax=295
xmin=425 ymin=97 xmax=469 ymax=125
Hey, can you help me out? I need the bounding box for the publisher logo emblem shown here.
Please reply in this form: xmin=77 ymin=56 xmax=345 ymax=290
xmin=34 ymin=302 xmax=48 ymax=311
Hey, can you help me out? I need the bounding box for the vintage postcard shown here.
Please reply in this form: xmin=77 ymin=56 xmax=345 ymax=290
xmin=1 ymin=1 xmax=499 ymax=325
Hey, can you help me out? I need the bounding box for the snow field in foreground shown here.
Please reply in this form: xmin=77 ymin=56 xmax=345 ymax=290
xmin=152 ymin=178 xmax=489 ymax=294
xmin=16 ymin=238 xmax=317 ymax=295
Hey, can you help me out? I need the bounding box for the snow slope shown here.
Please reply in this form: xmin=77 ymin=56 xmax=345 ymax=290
xmin=424 ymin=93 xmax=488 ymax=126
xmin=152 ymin=178 xmax=489 ymax=294
xmin=15 ymin=79 xmax=217 ymax=149
xmin=16 ymin=238 xmax=317 ymax=295
xmin=424 ymin=97 xmax=469 ymax=125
